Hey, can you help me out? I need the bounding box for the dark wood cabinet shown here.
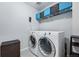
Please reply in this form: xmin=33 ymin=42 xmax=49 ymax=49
xmin=0 ymin=40 xmax=20 ymax=57
xmin=51 ymin=4 xmax=59 ymax=16
xmin=35 ymin=2 xmax=72 ymax=23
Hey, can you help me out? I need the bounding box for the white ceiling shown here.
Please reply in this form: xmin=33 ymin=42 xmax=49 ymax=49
xmin=25 ymin=2 xmax=55 ymax=11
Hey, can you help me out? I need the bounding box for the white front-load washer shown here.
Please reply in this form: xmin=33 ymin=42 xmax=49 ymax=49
xmin=37 ymin=31 xmax=65 ymax=57
xmin=28 ymin=31 xmax=39 ymax=57
xmin=29 ymin=31 xmax=65 ymax=57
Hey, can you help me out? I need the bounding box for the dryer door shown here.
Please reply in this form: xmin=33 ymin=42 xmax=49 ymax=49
xmin=38 ymin=37 xmax=56 ymax=57
xmin=29 ymin=35 xmax=36 ymax=49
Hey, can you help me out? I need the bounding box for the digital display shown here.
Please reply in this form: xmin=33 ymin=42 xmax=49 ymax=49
xmin=59 ymin=2 xmax=72 ymax=11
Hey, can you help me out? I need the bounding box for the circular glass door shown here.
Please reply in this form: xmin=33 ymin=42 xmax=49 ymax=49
xmin=29 ymin=35 xmax=36 ymax=48
xmin=38 ymin=37 xmax=56 ymax=57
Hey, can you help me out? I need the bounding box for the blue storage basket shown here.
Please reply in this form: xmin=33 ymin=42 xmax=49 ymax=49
xmin=59 ymin=2 xmax=72 ymax=11
xmin=44 ymin=7 xmax=51 ymax=17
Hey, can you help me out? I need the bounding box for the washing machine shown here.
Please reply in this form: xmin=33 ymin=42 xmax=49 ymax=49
xmin=28 ymin=31 xmax=39 ymax=57
xmin=29 ymin=31 xmax=65 ymax=57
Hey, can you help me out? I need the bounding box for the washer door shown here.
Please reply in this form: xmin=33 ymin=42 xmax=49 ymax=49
xmin=29 ymin=35 xmax=36 ymax=48
xmin=38 ymin=37 xmax=56 ymax=57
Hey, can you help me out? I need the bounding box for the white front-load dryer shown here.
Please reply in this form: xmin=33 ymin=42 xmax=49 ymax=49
xmin=37 ymin=31 xmax=65 ymax=57
xmin=28 ymin=31 xmax=39 ymax=56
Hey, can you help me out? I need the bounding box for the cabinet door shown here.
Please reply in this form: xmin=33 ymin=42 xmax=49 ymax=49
xmin=51 ymin=4 xmax=59 ymax=16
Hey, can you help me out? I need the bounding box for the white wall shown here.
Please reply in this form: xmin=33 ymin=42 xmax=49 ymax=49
xmin=40 ymin=12 xmax=72 ymax=38
xmin=39 ymin=12 xmax=72 ymax=55
xmin=72 ymin=2 xmax=79 ymax=35
xmin=0 ymin=2 xmax=39 ymax=51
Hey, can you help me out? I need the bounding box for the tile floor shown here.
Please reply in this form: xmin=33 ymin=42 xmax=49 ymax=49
xmin=21 ymin=49 xmax=35 ymax=57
